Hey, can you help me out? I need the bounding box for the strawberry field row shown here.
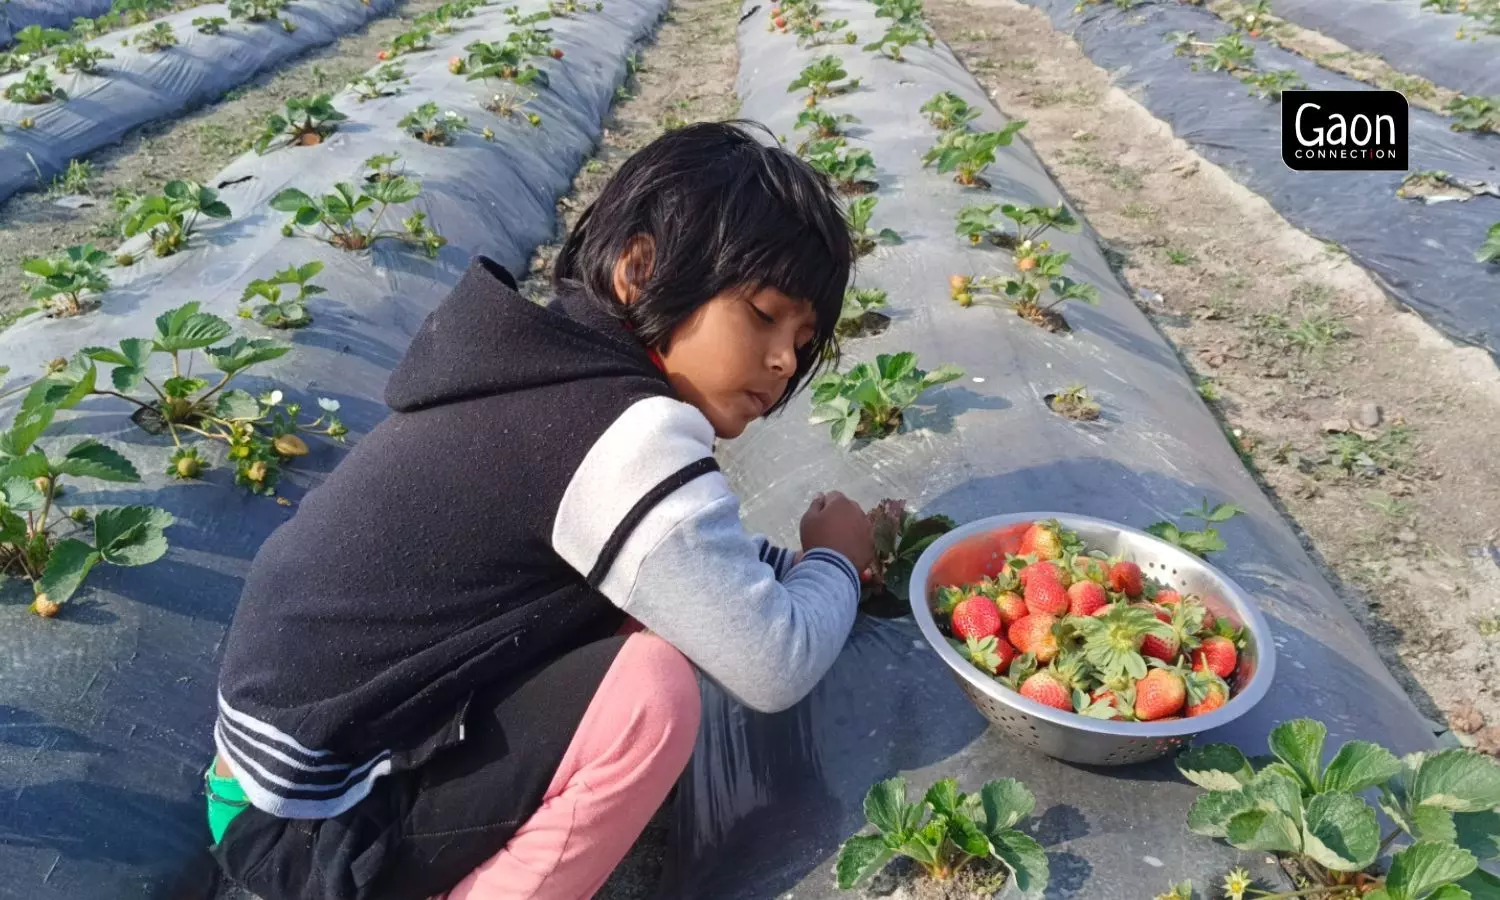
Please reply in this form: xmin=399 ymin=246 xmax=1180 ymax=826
xmin=0 ymin=0 xmax=664 ymax=893
xmin=655 ymin=0 xmax=1446 ymax=895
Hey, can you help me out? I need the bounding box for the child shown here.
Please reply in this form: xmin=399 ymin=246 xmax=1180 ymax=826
xmin=205 ymin=120 xmax=877 ymax=900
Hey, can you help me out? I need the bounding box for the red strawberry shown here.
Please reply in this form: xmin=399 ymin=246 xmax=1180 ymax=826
xmin=1025 ymin=576 xmax=1069 ymax=616
xmin=991 ymin=634 xmax=1017 ymax=672
xmin=1008 ymin=614 xmax=1059 ymax=664
xmin=550 ymin=48 xmax=564 ymax=59
xmin=993 ymin=590 xmax=1028 ymax=626
xmin=1133 ymin=668 xmax=1186 ymax=721
xmin=1016 ymin=559 xmax=1060 ymax=588
xmin=1019 ymin=522 xmax=1063 ymax=561
xmin=1192 ymin=635 xmax=1238 ymax=679
xmin=1133 ymin=601 xmax=1171 ymax=624
xmin=1108 ymin=560 xmax=1144 ymax=598
xmin=1139 ymin=628 xmax=1179 ymax=663
xmin=1185 ymin=678 xmax=1227 ymax=717
xmin=1066 ymin=581 xmax=1108 ymax=617
xmin=773 ymin=14 xmax=786 ymax=26
xmin=951 ymin=596 xmax=1001 ymax=642
xmin=1155 ymin=589 xmax=1182 ymax=608
xmin=1019 ymin=670 xmax=1072 ymax=710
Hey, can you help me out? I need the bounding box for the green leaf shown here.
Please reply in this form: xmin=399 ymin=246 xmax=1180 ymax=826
xmin=216 ymin=389 xmax=261 ymax=421
xmin=1247 ymin=770 xmax=1305 ymax=821
xmin=85 ymin=337 xmax=151 ymax=392
xmin=1412 ymin=750 xmax=1500 ymax=812
xmin=924 ymin=778 xmax=962 ymax=819
xmin=0 ymin=508 xmax=26 ymax=545
xmin=980 ymin=778 xmax=1035 ymax=834
xmin=1385 ymin=841 xmax=1478 ymax=900
xmin=921 ymin=363 xmax=965 ymax=387
xmin=93 ymin=506 xmax=174 ymax=566
xmin=0 ymin=451 xmax=49 ymax=482
xmin=947 ymin=813 xmax=993 ymax=857
xmin=898 ymin=819 xmax=946 ymax=866
xmin=53 ymin=440 xmax=140 ymax=482
xmin=1187 ymin=788 xmax=1255 ymax=838
xmin=36 ymin=539 xmax=101 ymax=605
xmin=1177 ymin=743 xmax=1256 ymax=791
xmin=154 ymin=303 xmax=232 ymax=352
xmin=1 ymin=476 xmax=45 ymax=512
xmin=1322 ymin=741 xmax=1403 ymax=795
xmin=205 ymin=338 xmax=291 ymax=375
xmin=1426 ymin=886 xmax=1473 ymax=900
xmin=864 ymin=777 xmax=910 ymax=836
xmin=1225 ymin=808 xmax=1303 ymax=854
xmin=991 ymin=829 xmax=1049 ymax=897
xmin=1409 ymin=805 xmax=1460 ymax=844
xmin=1 ymin=404 xmax=55 ymax=458
xmin=835 ymin=834 xmax=893 ymax=889
xmin=1457 ymin=868 xmax=1500 ymax=900
xmin=1269 ymin=718 xmax=1328 ymax=793
xmin=1301 ymin=791 xmax=1380 ymax=871
xmin=1453 ymin=811 xmax=1500 ymax=860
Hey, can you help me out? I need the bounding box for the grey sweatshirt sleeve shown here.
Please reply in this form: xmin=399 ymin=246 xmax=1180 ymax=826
xmin=550 ymin=396 xmax=861 ymax=713
xmin=752 ymin=535 xmax=799 ymax=581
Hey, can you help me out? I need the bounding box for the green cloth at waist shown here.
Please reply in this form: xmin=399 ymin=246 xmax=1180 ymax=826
xmin=205 ymin=763 xmax=249 ymax=844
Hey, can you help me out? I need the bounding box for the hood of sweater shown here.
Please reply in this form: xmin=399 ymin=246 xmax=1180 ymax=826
xmin=384 ymin=255 xmax=668 ymax=413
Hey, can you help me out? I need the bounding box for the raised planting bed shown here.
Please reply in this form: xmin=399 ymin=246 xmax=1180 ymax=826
xmin=0 ymin=0 xmax=404 ymax=206
xmin=0 ymin=0 xmax=666 ymax=894
xmin=650 ymin=0 xmax=1455 ymax=896
xmin=1 ymin=0 xmax=113 ymax=49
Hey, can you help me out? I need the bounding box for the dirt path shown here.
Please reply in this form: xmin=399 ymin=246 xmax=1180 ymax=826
xmin=926 ymin=0 xmax=1500 ymax=742
xmin=0 ymin=0 xmax=445 ymax=330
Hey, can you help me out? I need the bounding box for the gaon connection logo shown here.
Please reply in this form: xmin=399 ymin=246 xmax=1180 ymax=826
xmin=1281 ymin=90 xmax=1409 ymax=172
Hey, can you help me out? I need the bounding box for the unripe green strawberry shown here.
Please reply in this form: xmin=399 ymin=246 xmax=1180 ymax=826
xmin=1134 ymin=668 xmax=1186 ymax=721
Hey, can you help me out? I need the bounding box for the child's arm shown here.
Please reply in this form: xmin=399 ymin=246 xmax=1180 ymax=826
xmin=552 ymin=397 xmax=869 ymax=714
xmin=751 ymin=535 xmax=798 ymax=581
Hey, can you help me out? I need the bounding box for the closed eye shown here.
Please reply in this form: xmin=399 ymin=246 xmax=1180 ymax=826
xmin=746 ymin=300 xmax=776 ymax=325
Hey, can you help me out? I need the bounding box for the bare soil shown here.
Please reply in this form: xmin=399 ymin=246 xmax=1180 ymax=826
xmin=926 ymin=0 xmax=1500 ymax=734
xmin=0 ymin=0 xmax=449 ymax=329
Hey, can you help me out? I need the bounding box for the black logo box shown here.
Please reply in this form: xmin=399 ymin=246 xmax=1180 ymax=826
xmin=1282 ymin=90 xmax=1409 ymax=172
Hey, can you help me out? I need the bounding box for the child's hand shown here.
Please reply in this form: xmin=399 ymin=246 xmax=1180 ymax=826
xmin=799 ymin=491 xmax=876 ymax=574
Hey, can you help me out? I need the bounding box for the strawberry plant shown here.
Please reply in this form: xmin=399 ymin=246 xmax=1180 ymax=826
xmin=795 ymin=107 xmax=858 ymax=142
xmin=1240 ymin=69 xmax=1305 ymax=101
xmin=803 ymin=139 xmax=878 ymax=193
xmin=1045 ymin=383 xmax=1100 ymax=421
xmin=953 ymin=247 xmax=1099 ymax=331
xmin=809 ymin=352 xmax=963 ymax=446
xmin=133 ymin=22 xmax=178 ymax=53
xmin=255 ymin=94 xmax=347 ymax=153
xmin=1146 ymin=499 xmax=1242 ymax=557
xmin=270 ymin=155 xmax=446 ymax=257
xmin=465 ymin=38 xmax=548 ymax=86
xmin=1230 ymin=0 xmax=1275 ymax=34
xmin=794 ymin=16 xmax=850 ymax=47
xmin=835 ymin=775 xmax=1048 ymax=894
xmin=860 ymin=499 xmax=954 ymax=616
xmin=112 ymin=0 xmax=172 ymax=25
xmin=69 ymin=303 xmax=347 ymax=495
xmin=1446 ymin=95 xmax=1500 ymax=133
xmin=922 ymin=122 xmax=1027 ymax=188
xmin=505 ymin=4 xmax=554 ymax=26
xmin=862 ymin=22 xmax=932 ymax=60
xmin=4 ymin=68 xmax=67 ymax=104
xmin=787 ymin=55 xmax=859 ymax=104
xmin=415 ymin=2 xmax=476 ymax=33
xmin=20 ymin=245 xmax=113 ymax=318
xmin=193 ymin=16 xmax=229 ymax=34
xmin=0 ymin=395 xmax=174 ymax=618
xmin=121 ymin=180 xmax=231 ymax=258
xmin=1479 ymin=222 xmax=1500 ymax=264
xmin=1177 ymin=719 xmax=1500 ymax=899
xmin=921 ymin=91 xmax=981 ymax=131
xmin=239 ymin=261 xmax=325 ymax=328
xmin=350 ymin=62 xmax=408 ymax=101
xmin=874 ymin=0 xmax=927 ymax=26
xmin=838 ymin=286 xmax=889 ymax=338
xmin=956 ymin=202 xmax=1077 ymax=248
xmin=12 ymin=25 xmax=71 ymax=59
xmin=55 ymin=42 xmax=114 ymax=74
xmin=228 ymin=0 xmax=288 ymax=22
xmin=844 ymin=196 xmax=901 ymax=256
xmin=0 ymin=54 xmax=24 ymax=76
xmin=385 ymin=26 xmax=434 ymax=57
xmin=503 ymin=24 xmax=556 ymax=58
xmin=1203 ymin=33 xmax=1255 ymax=71
xmin=399 ymin=102 xmax=470 ymax=145
xmin=482 ymin=84 xmax=542 ymax=125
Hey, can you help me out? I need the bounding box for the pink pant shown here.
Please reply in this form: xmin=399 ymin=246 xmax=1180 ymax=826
xmin=437 ymin=628 xmax=701 ymax=900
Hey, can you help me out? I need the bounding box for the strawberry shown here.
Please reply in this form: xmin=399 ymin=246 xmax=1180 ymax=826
xmin=1185 ymin=670 xmax=1229 ymax=717
xmin=959 ymin=634 xmax=1014 ymax=675
xmin=377 ymin=49 xmax=390 ymax=60
xmin=1108 ymin=560 xmax=1145 ymax=598
xmin=773 ymin=14 xmax=786 ymax=26
xmin=1019 ymin=670 xmax=1072 ymax=710
xmin=993 ymin=590 xmax=1028 ymax=626
xmin=1192 ymin=635 xmax=1238 ymax=679
xmin=1139 ymin=628 xmax=1179 ymax=663
xmin=1025 ymin=575 xmax=1069 ymax=616
xmin=951 ymin=596 xmax=1001 ymax=642
xmin=550 ymin=48 xmax=564 ymax=59
xmin=1017 ymin=559 xmax=1060 ymax=589
xmin=1132 ymin=601 xmax=1170 ymax=624
xmin=1066 ymin=581 xmax=1108 ymax=616
xmin=1019 ymin=521 xmax=1064 ymax=561
xmin=1008 ymin=614 xmax=1059 ymax=664
xmin=1154 ymin=589 xmax=1182 ymax=608
xmin=1134 ymin=668 xmax=1186 ymax=721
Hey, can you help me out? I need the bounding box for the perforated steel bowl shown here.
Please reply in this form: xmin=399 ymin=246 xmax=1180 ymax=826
xmin=908 ymin=512 xmax=1277 ymax=766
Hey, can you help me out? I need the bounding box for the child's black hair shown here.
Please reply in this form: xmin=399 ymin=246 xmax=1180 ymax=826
xmin=553 ymin=119 xmax=854 ymax=415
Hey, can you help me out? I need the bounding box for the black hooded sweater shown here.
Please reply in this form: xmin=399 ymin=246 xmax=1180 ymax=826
xmin=213 ymin=256 xmax=861 ymax=820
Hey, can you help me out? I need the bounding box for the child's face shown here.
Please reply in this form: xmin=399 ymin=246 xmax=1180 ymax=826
xmin=657 ymin=286 xmax=818 ymax=439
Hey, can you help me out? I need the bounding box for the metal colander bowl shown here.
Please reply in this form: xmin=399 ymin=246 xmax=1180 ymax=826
xmin=908 ymin=512 xmax=1278 ymax=766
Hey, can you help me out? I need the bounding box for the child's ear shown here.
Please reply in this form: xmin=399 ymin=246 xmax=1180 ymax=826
xmin=611 ymin=235 xmax=656 ymax=305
